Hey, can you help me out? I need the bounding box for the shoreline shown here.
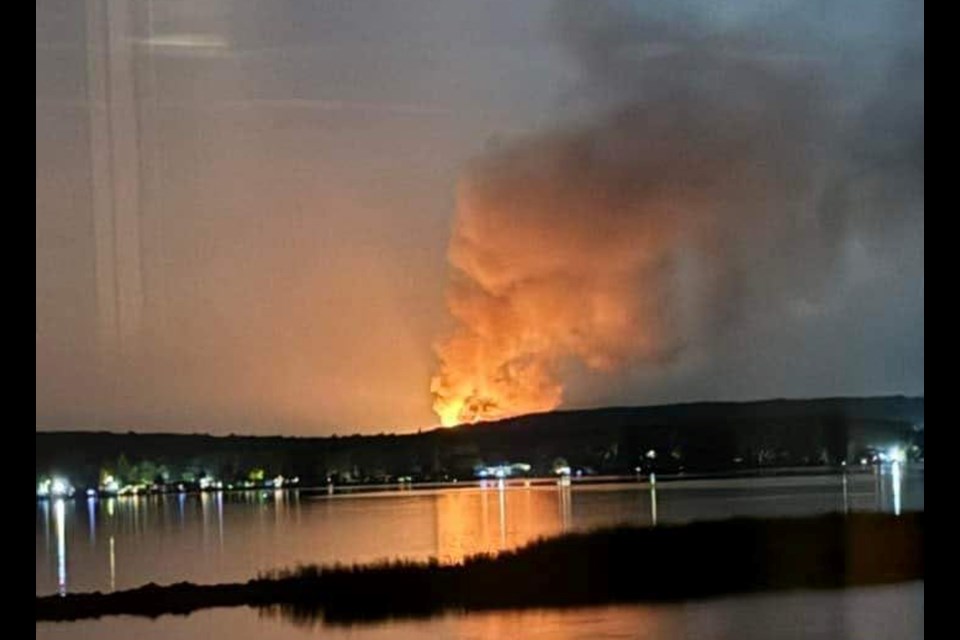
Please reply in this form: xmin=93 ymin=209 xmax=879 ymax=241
xmin=37 ymin=463 xmax=920 ymax=503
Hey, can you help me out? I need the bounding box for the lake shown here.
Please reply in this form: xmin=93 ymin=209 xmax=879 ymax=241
xmin=36 ymin=466 xmax=923 ymax=638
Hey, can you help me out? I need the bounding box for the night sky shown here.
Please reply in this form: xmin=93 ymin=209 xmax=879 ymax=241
xmin=36 ymin=0 xmax=923 ymax=435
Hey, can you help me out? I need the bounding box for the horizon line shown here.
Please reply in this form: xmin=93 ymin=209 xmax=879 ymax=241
xmin=34 ymin=393 xmax=924 ymax=440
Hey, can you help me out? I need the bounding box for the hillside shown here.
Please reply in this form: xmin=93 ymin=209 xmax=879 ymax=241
xmin=35 ymin=396 xmax=924 ymax=487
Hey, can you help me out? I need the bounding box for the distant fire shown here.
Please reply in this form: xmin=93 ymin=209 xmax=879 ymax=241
xmin=428 ymin=0 xmax=920 ymax=427
xmin=428 ymin=129 xmax=678 ymax=426
xmin=430 ymin=347 xmax=562 ymax=426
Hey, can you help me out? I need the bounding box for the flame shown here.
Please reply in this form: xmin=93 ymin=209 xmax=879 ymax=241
xmin=428 ymin=75 xmax=810 ymax=426
xmin=426 ymin=0 xmax=922 ymax=427
xmin=429 ymin=141 xmax=675 ymax=426
xmin=430 ymin=344 xmax=562 ymax=426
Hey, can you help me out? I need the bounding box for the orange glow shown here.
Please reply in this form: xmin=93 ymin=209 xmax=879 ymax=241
xmin=434 ymin=395 xmax=466 ymax=428
xmin=431 ymin=348 xmax=563 ymax=426
xmin=429 ymin=140 xmax=676 ymax=426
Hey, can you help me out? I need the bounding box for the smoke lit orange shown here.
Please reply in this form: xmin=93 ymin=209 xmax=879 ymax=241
xmin=429 ymin=130 xmax=679 ymax=426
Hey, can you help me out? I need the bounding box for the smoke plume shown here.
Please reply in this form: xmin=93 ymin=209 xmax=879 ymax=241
xmin=430 ymin=0 xmax=923 ymax=426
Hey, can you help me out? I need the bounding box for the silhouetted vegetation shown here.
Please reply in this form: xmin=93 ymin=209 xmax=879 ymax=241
xmin=36 ymin=511 xmax=923 ymax=623
xmin=36 ymin=396 xmax=923 ymax=488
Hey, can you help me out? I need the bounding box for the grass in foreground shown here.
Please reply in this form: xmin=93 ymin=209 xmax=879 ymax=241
xmin=36 ymin=512 xmax=923 ymax=624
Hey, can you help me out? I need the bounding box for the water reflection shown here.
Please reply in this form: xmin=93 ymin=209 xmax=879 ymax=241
xmin=558 ymin=484 xmax=571 ymax=531
xmin=87 ymin=497 xmax=96 ymax=545
xmin=130 ymin=493 xmax=140 ymax=535
xmin=109 ymin=536 xmax=116 ymax=592
xmin=650 ymin=482 xmax=658 ymax=526
xmin=260 ymin=581 xmax=924 ymax=638
xmin=36 ymin=469 xmax=924 ymax=597
xmin=434 ymin=481 xmax=582 ymax=563
xmin=435 ymin=486 xmax=501 ymax=563
xmin=892 ymin=462 xmax=902 ymax=516
xmin=842 ymin=473 xmax=849 ymax=513
xmin=497 ymin=483 xmax=506 ymax=547
xmin=40 ymin=498 xmax=50 ymax=549
xmin=35 ymin=582 xmax=925 ymax=640
xmin=54 ymin=499 xmax=66 ymax=596
xmin=201 ymin=491 xmax=212 ymax=546
xmin=217 ymin=491 xmax=225 ymax=550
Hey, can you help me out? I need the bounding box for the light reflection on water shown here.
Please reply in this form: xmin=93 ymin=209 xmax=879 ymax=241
xmin=892 ymin=462 xmax=902 ymax=515
xmin=109 ymin=536 xmax=115 ymax=592
xmin=651 ymin=481 xmax=659 ymax=525
xmin=36 ymin=468 xmax=923 ymax=598
xmin=54 ymin=499 xmax=66 ymax=596
xmin=35 ymin=582 xmax=924 ymax=640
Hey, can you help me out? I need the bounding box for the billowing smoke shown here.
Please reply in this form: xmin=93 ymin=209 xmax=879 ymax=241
xmin=431 ymin=0 xmax=923 ymax=426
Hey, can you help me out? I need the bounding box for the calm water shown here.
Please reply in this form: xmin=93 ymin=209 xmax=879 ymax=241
xmin=36 ymin=468 xmax=923 ymax=639
xmin=36 ymin=582 xmax=924 ymax=640
xmin=37 ymin=469 xmax=922 ymax=596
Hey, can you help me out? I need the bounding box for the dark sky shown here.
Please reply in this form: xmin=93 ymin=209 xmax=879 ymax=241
xmin=36 ymin=0 xmax=922 ymax=435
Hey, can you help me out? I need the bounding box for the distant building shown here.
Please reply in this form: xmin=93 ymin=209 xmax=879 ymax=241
xmin=474 ymin=463 xmax=532 ymax=479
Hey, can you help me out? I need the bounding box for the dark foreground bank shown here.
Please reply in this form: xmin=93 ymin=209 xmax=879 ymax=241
xmin=36 ymin=512 xmax=923 ymax=623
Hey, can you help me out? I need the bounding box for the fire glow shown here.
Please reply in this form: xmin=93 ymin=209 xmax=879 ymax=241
xmin=429 ymin=127 xmax=681 ymax=427
xmin=427 ymin=0 xmax=922 ymax=428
